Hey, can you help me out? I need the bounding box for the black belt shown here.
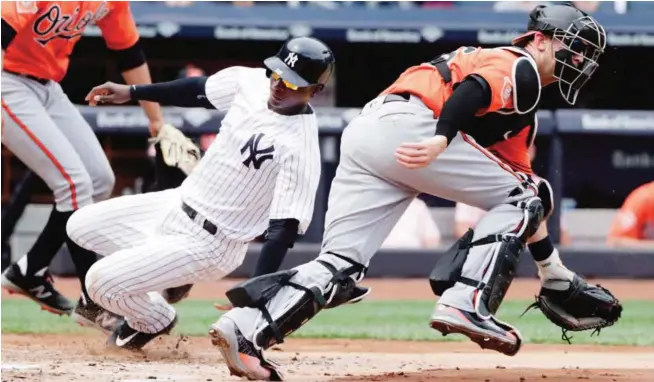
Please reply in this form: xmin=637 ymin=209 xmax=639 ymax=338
xmin=181 ymin=202 xmax=218 ymax=235
xmin=3 ymin=70 xmax=50 ymax=85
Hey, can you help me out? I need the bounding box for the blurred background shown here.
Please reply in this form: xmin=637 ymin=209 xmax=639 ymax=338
xmin=2 ymin=0 xmax=653 ymax=279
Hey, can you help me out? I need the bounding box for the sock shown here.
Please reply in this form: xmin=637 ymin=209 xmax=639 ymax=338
xmin=529 ymin=237 xmax=574 ymax=282
xmin=2 ymin=171 xmax=39 ymax=240
xmin=65 ymin=235 xmax=100 ymax=301
xmin=22 ymin=207 xmax=70 ymax=276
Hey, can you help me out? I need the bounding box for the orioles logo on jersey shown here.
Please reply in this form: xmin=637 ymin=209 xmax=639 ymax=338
xmin=500 ymin=76 xmax=513 ymax=110
xmin=32 ymin=2 xmax=109 ymax=46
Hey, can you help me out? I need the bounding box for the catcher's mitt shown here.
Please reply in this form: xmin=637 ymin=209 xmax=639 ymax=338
xmin=522 ymin=275 xmax=622 ymax=343
xmin=149 ymin=124 xmax=201 ymax=176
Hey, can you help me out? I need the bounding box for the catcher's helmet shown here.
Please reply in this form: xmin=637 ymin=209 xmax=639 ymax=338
xmin=512 ymin=3 xmax=606 ymax=105
xmin=264 ymin=37 xmax=335 ymax=88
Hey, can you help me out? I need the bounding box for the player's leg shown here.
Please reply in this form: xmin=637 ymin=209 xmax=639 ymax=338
xmin=66 ymin=189 xmax=180 ymax=331
xmin=66 ymin=189 xmax=179 ymax=256
xmin=47 ymin=82 xmax=115 ymax=203
xmin=1 ymin=170 xmax=40 ymax=271
xmin=211 ymin=100 xmax=419 ymax=380
xmin=525 ymin=176 xmax=574 ymax=284
xmin=420 ymin=134 xmax=541 ymax=357
xmin=316 ymin=104 xmax=541 ymax=356
xmin=84 ymin=205 xmax=247 ymax=351
xmin=41 ymin=82 xmax=117 ymax=309
xmin=0 ymin=74 xmax=96 ymax=314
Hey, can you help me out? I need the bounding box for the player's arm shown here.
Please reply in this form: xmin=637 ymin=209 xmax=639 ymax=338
xmin=2 ymin=1 xmax=41 ymax=72
xmin=86 ymin=66 xmax=244 ymax=110
xmin=395 ymin=78 xmax=491 ymax=169
xmin=95 ymin=2 xmax=164 ymax=135
xmin=252 ymin=219 xmax=301 ymax=277
xmin=434 ymin=77 xmax=493 ymax=144
xmin=253 ymin=143 xmax=322 ymax=276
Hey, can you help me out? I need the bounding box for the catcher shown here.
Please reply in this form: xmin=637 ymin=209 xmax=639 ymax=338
xmin=211 ymin=4 xmax=620 ymax=380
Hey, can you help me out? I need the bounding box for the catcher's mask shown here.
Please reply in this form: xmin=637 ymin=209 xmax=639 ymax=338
xmin=513 ymin=4 xmax=607 ymax=105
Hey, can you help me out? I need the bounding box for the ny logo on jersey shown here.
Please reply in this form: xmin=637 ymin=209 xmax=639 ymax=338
xmin=284 ymin=52 xmax=299 ymax=68
xmin=241 ymin=133 xmax=275 ymax=170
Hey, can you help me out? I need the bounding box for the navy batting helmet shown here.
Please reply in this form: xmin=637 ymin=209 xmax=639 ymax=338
xmin=264 ymin=37 xmax=335 ymax=88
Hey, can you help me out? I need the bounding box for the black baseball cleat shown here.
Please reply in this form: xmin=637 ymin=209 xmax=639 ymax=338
xmin=348 ymin=285 xmax=371 ymax=305
xmin=71 ymin=294 xmax=122 ymax=334
xmin=162 ymin=284 xmax=193 ymax=304
xmin=108 ymin=316 xmax=178 ymax=351
xmin=1 ymin=240 xmax=11 ymax=272
xmin=1 ymin=262 xmax=74 ymax=315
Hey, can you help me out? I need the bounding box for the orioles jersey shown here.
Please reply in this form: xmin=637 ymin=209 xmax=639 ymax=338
xmin=382 ymin=46 xmax=541 ymax=173
xmin=2 ymin=1 xmax=139 ymax=82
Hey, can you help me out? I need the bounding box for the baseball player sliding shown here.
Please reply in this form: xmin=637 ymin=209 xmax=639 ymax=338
xmin=65 ymin=37 xmax=335 ymax=350
xmin=212 ymin=4 xmax=621 ymax=381
xmin=1 ymin=1 xmax=165 ymax=333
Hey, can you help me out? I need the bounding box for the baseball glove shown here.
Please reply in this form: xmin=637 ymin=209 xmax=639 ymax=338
xmin=522 ymin=275 xmax=622 ymax=343
xmin=149 ymin=124 xmax=201 ymax=176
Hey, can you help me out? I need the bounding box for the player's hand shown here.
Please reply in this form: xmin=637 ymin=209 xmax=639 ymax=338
xmin=148 ymin=120 xmax=165 ymax=137
xmin=85 ymin=82 xmax=131 ymax=106
xmin=395 ymin=135 xmax=448 ymax=169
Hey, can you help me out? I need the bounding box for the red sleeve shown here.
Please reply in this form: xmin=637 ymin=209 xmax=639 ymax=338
xmin=1 ymin=1 xmax=41 ymax=33
xmin=95 ymin=1 xmax=140 ymax=51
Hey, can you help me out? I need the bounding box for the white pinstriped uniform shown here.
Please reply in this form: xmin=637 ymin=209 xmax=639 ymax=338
xmin=67 ymin=67 xmax=322 ymax=333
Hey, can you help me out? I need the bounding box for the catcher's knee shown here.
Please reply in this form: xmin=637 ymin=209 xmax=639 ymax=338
xmin=534 ymin=178 xmax=553 ymax=219
xmin=226 ymin=253 xmax=367 ymax=350
xmin=514 ymin=196 xmax=545 ymax=241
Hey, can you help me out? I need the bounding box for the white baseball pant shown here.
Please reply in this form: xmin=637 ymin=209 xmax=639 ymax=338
xmin=67 ymin=189 xmax=248 ymax=333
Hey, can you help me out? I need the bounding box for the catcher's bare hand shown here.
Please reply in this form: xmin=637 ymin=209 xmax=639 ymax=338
xmin=86 ymin=82 xmax=131 ymax=106
xmin=395 ymin=135 xmax=448 ymax=169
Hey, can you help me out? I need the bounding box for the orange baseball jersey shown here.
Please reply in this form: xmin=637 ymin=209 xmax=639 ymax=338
xmin=382 ymin=46 xmax=541 ymax=173
xmin=2 ymin=1 xmax=139 ymax=82
xmin=381 ymin=46 xmax=539 ymax=117
xmin=608 ymin=182 xmax=654 ymax=241
xmin=488 ymin=123 xmax=536 ymax=175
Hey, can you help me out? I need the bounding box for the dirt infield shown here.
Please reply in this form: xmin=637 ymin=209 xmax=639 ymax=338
xmin=3 ymin=278 xmax=654 ymax=382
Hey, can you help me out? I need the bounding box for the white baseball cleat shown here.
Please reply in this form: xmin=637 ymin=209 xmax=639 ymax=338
xmin=209 ymin=316 xmax=284 ymax=381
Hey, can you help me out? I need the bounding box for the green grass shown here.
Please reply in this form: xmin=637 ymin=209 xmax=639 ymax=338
xmin=2 ymin=299 xmax=652 ymax=346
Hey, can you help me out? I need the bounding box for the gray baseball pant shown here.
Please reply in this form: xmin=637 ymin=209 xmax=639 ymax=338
xmin=1 ymin=72 xmax=114 ymax=212
xmin=223 ymin=95 xmax=538 ymax=344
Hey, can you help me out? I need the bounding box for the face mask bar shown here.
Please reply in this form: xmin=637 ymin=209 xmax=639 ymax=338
xmin=551 ymin=16 xmax=606 ymax=105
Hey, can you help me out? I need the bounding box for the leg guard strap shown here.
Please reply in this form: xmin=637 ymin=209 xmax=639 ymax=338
xmin=226 ymin=255 xmax=367 ymax=350
xmin=473 ymin=235 xmax=525 ymax=318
